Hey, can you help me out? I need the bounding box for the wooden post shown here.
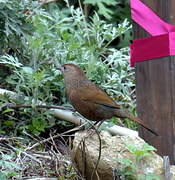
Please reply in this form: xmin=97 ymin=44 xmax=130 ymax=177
xmin=133 ymin=0 xmax=175 ymax=163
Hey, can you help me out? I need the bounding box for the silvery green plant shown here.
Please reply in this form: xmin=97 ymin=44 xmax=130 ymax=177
xmin=0 ymin=3 xmax=134 ymax=134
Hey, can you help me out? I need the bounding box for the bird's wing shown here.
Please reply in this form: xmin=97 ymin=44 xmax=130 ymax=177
xmin=78 ymin=84 xmax=120 ymax=109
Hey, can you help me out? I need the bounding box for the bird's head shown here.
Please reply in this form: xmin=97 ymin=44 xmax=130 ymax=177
xmin=59 ymin=64 xmax=87 ymax=84
xmin=59 ymin=64 xmax=80 ymax=74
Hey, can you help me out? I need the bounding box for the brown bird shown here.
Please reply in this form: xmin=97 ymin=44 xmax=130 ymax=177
xmin=60 ymin=63 xmax=157 ymax=135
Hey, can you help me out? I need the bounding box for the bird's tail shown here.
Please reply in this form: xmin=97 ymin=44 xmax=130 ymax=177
xmin=125 ymin=113 xmax=158 ymax=136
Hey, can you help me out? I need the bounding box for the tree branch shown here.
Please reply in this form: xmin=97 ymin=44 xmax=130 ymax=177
xmin=6 ymin=104 xmax=74 ymax=111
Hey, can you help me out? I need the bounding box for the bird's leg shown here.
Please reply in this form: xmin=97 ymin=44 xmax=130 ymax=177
xmin=86 ymin=120 xmax=106 ymax=137
xmin=94 ymin=120 xmax=105 ymax=130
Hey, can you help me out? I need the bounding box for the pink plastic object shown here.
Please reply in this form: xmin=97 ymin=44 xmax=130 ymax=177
xmin=130 ymin=0 xmax=175 ymax=67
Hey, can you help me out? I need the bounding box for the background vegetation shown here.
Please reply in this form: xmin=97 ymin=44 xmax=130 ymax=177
xmin=0 ymin=0 xmax=135 ymax=179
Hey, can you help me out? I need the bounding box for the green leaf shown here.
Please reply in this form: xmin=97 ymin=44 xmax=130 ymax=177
xmin=0 ymin=55 xmax=22 ymax=68
xmin=0 ymin=172 xmax=7 ymax=180
xmin=144 ymin=174 xmax=160 ymax=180
xmin=3 ymin=120 xmax=14 ymax=126
xmin=2 ymin=109 xmax=14 ymax=114
xmin=142 ymin=143 xmax=157 ymax=151
xmin=21 ymin=67 xmax=34 ymax=75
xmin=32 ymin=118 xmax=46 ymax=132
xmin=2 ymin=154 xmax=12 ymax=161
xmin=84 ymin=0 xmax=117 ymax=6
xmin=84 ymin=0 xmax=117 ymax=19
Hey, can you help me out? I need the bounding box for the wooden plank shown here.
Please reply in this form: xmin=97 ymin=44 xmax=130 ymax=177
xmin=133 ymin=0 xmax=175 ymax=163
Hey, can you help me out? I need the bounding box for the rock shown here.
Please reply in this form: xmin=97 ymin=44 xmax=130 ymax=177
xmin=72 ymin=130 xmax=175 ymax=180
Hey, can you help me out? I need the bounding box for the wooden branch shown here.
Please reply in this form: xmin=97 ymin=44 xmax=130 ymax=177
xmin=0 ymin=88 xmax=138 ymax=137
xmin=5 ymin=104 xmax=74 ymax=111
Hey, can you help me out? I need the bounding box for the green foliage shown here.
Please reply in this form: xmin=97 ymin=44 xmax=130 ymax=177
xmin=0 ymin=152 xmax=21 ymax=179
xmin=0 ymin=0 xmax=134 ymax=135
xmin=84 ymin=0 xmax=117 ymax=19
xmin=126 ymin=142 xmax=157 ymax=161
xmin=83 ymin=0 xmax=132 ymax=47
xmin=117 ymin=143 xmax=160 ymax=180
xmin=0 ymin=0 xmax=34 ymax=54
xmin=83 ymin=0 xmax=130 ymax=22
xmin=0 ymin=55 xmax=22 ymax=68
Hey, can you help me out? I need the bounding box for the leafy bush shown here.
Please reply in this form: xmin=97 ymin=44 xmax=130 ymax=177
xmin=0 ymin=151 xmax=21 ymax=180
xmin=0 ymin=0 xmax=134 ymax=135
xmin=0 ymin=0 xmax=35 ymax=55
xmin=117 ymin=143 xmax=160 ymax=180
xmin=83 ymin=0 xmax=118 ymax=19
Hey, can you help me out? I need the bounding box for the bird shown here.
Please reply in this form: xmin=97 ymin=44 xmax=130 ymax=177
xmin=59 ymin=63 xmax=158 ymax=136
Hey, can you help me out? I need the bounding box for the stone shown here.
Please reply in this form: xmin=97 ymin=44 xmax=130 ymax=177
xmin=72 ymin=130 xmax=175 ymax=180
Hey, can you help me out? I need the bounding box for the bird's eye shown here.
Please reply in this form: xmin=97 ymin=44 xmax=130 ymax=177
xmin=63 ymin=66 xmax=66 ymax=70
